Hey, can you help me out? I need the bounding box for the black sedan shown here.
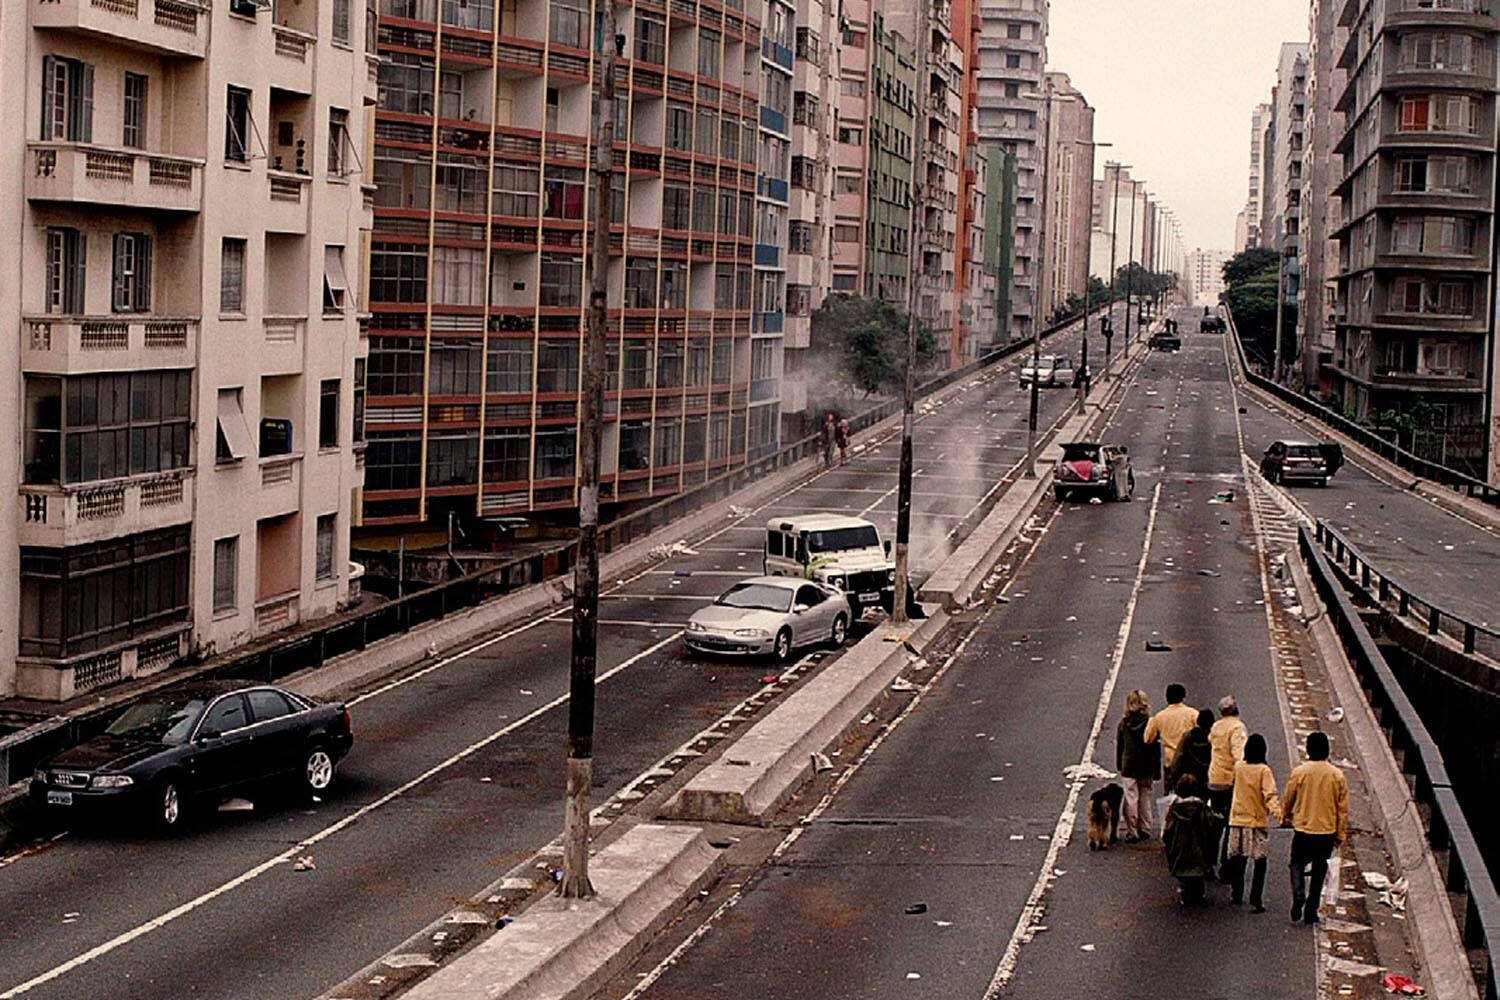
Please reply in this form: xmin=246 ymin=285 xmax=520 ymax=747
xmin=30 ymin=681 xmax=353 ymax=832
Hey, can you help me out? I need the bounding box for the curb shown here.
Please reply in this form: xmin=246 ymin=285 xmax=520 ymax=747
xmin=401 ymin=823 xmax=725 ymax=1000
xmin=1286 ymin=547 xmax=1480 ymax=1000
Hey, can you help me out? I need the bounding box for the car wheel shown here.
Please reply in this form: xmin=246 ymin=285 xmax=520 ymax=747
xmin=300 ymin=743 xmax=336 ymax=799
xmin=1054 ymin=486 xmax=1067 ymax=502
xmin=830 ymin=614 xmax=849 ymax=648
xmin=773 ymin=628 xmax=794 ymax=663
xmin=150 ymin=775 xmax=185 ymax=834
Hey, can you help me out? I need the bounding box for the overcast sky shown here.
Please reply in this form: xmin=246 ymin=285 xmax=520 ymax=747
xmin=1047 ymin=0 xmax=1310 ymax=252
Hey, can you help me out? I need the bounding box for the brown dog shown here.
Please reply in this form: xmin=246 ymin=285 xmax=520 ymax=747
xmin=1087 ymin=782 xmax=1124 ymax=850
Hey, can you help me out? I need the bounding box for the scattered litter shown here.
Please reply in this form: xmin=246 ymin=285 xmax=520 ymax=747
xmin=1196 ymin=569 xmax=1221 ymax=578
xmin=934 ymin=920 xmax=953 ymax=927
xmin=62 ymin=912 xmax=81 ymax=922
xmin=1442 ymin=545 xmax=1454 ymax=552
xmin=1362 ymin=872 xmax=1409 ymax=911
xmin=728 ymin=505 xmax=747 ymax=517
xmin=549 ymin=868 xmax=564 ymax=884
xmin=384 ymin=954 xmax=437 ymax=969
xmin=1009 ymin=834 xmax=1025 ymax=841
xmin=446 ymin=911 xmax=490 ymax=925
xmin=650 ymin=540 xmax=700 ymax=560
xmin=904 ymin=903 xmax=928 ymax=915
xmin=860 ymin=712 xmax=876 ymax=726
xmin=726 ymin=758 xmax=751 ymax=766
xmin=1080 ymin=944 xmax=1096 ymax=952
xmin=906 ymin=973 xmax=922 ymax=980
xmin=1326 ymin=707 xmax=1345 ymax=723
xmin=1208 ymin=490 xmax=1236 ymax=504
xmin=1063 ymin=761 xmax=1117 ymax=783
xmin=890 ymin=677 xmax=920 ymax=693
xmin=1088 ymin=497 xmax=1103 ymax=505
xmin=990 ymin=776 xmax=1005 ymax=782
xmin=1334 ymin=757 xmax=1360 ymax=771
xmin=293 ymin=855 xmax=316 ymax=872
xmin=427 ymin=642 xmax=441 ymax=659
xmin=1380 ymin=973 xmax=1424 ymax=996
xmin=519 ymin=689 xmax=534 ymax=696
xmin=995 ymin=594 xmax=1011 ymax=604
xmin=496 ymin=916 xmax=515 ymax=929
xmin=810 ymin=752 xmax=834 ymax=774
xmin=1144 ymin=639 xmax=1172 ymax=652
xmin=760 ymin=675 xmax=780 ymax=685
xmin=709 ymin=839 xmax=735 ymax=849
xmin=479 ymin=776 xmax=493 ymax=783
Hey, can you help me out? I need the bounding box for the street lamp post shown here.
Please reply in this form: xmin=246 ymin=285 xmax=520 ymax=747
xmin=1077 ymin=140 xmax=1110 ymax=414
xmin=1123 ymin=179 xmax=1140 ymax=346
xmin=1104 ymin=162 xmax=1130 ymax=376
xmin=1022 ymin=78 xmax=1054 ymax=479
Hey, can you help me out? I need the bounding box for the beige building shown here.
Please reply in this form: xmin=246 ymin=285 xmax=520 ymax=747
xmin=1243 ymin=103 xmax=1272 ymax=249
xmin=4 ymin=0 xmax=375 ymax=699
xmin=1040 ymin=71 xmax=1094 ymax=322
xmin=1300 ymin=0 xmax=1347 ymax=389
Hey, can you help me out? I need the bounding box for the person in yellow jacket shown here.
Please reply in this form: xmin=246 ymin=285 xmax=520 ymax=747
xmin=1281 ymin=731 xmax=1349 ymax=925
xmin=1208 ymin=695 xmax=1249 ymax=872
xmin=1143 ymin=683 xmax=1197 ymax=772
xmin=1225 ymin=733 xmax=1281 ymax=912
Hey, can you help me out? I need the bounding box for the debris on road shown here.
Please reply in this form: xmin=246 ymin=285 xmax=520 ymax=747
xmin=1326 ymin=707 xmax=1345 ymax=723
xmin=1196 ymin=569 xmax=1221 ymax=577
xmin=1208 ymin=490 xmax=1236 ymax=504
xmin=860 ymin=712 xmax=876 ymax=725
xmin=650 ymin=539 xmax=700 ymax=560
xmin=760 ymin=675 xmax=779 ymax=685
xmin=904 ymin=903 xmax=928 ymax=915
xmin=384 ymin=954 xmax=438 ymax=969
xmin=1063 ymin=761 xmax=1117 ymax=783
xmin=1080 ymin=944 xmax=1096 ymax=952
xmin=1380 ymin=973 xmax=1424 ymax=995
xmin=1362 ymin=872 xmax=1409 ymax=911
xmin=1144 ymin=639 xmax=1172 ymax=652
xmin=810 ymin=752 xmax=834 ymax=774
xmin=890 ymin=677 xmax=920 ymax=693
xmin=293 ymin=855 xmax=316 ymax=872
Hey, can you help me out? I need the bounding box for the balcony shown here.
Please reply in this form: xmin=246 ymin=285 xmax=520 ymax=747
xmin=266 ymin=170 xmax=311 ymax=233
xmin=259 ymin=453 xmax=303 ymax=517
xmin=271 ymin=25 xmax=317 ymax=94
xmin=1386 ymin=0 xmax=1495 ymax=29
xmin=19 ymin=471 xmax=193 ymax=548
xmin=27 ymin=143 xmax=202 ymax=213
xmin=22 ymin=315 xmax=197 ymax=374
xmin=263 ymin=315 xmax=306 ymax=375
xmin=32 ymin=0 xmax=208 ymax=59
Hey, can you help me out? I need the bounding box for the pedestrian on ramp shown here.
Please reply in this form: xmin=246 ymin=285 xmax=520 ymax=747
xmin=1143 ymin=683 xmax=1197 ymax=775
xmin=1208 ymin=696 xmax=1249 ymax=871
xmin=1224 ymin=733 xmax=1281 ymax=912
xmin=1115 ymin=689 xmax=1162 ymax=842
xmin=1163 ymin=774 xmax=1217 ymax=907
xmin=1281 ymin=731 xmax=1349 ymax=925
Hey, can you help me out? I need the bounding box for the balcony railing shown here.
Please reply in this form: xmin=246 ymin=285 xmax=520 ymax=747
xmin=32 ymin=0 xmax=208 ymax=58
xmin=22 ymin=315 xmax=197 ymax=374
xmin=27 ymin=143 xmax=203 ymax=213
xmin=19 ymin=471 xmax=193 ymax=548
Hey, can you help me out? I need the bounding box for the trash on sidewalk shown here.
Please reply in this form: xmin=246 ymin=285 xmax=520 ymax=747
xmin=1326 ymin=707 xmax=1345 ymax=723
xmin=1063 ymin=761 xmax=1117 ymax=783
xmin=810 ymin=752 xmax=834 ymax=774
xmin=293 ymin=855 xmax=316 ymax=872
xmin=904 ymin=902 xmax=928 ymax=915
xmin=1196 ymin=569 xmax=1221 ymax=578
xmin=495 ymin=916 xmax=515 ymax=929
xmin=1080 ymin=944 xmax=1096 ymax=952
xmin=1380 ymin=973 xmax=1424 ymax=996
xmin=860 ymin=712 xmax=876 ymax=725
xmin=995 ymin=594 xmax=1011 ymax=604
xmin=890 ymin=677 xmax=920 ymax=693
xmin=1208 ymin=490 xmax=1236 ymax=504
xmin=760 ymin=675 xmax=780 ymax=684
xmin=1144 ymin=639 xmax=1172 ymax=652
xmin=650 ymin=539 xmax=699 ymax=560
xmin=728 ymin=505 xmax=747 ymax=517
xmin=1362 ymin=872 xmax=1409 ymax=911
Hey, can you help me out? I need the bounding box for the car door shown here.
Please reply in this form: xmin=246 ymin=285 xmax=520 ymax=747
xmin=245 ymin=688 xmax=302 ymax=780
xmin=793 ymin=585 xmax=830 ymax=646
xmin=189 ymin=693 xmax=256 ymax=795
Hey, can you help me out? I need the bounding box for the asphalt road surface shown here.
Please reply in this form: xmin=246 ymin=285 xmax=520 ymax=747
xmin=0 ymin=311 xmax=1122 ymax=1000
xmin=594 ymin=308 xmax=1327 ymax=1000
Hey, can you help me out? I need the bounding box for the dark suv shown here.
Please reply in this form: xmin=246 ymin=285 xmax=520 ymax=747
xmin=1259 ymin=440 xmax=1345 ymax=486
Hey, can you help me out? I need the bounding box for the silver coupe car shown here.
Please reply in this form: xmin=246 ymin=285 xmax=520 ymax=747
xmin=684 ymin=577 xmax=851 ymax=661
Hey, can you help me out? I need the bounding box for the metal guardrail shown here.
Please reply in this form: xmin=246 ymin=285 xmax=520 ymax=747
xmin=0 ymin=311 xmax=1105 ymax=788
xmin=1299 ymin=524 xmax=1498 ymax=1000
xmin=1222 ymin=306 xmax=1500 ymax=507
xmin=1313 ymin=521 xmax=1500 ymax=662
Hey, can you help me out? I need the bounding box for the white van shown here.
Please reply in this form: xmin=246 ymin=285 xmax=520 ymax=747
xmin=763 ymin=514 xmax=896 ymax=611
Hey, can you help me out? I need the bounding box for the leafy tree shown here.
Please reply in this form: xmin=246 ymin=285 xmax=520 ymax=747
xmin=809 ymin=294 xmax=938 ymax=397
xmin=1114 ymin=264 xmax=1177 ymax=302
xmin=1222 ymin=248 xmax=1279 ymax=288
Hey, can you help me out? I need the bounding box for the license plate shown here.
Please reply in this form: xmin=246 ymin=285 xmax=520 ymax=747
xmin=859 ymin=592 xmax=880 ymax=603
xmin=47 ymin=790 xmax=73 ymax=806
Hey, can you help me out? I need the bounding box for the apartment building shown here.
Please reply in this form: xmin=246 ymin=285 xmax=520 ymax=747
xmin=1040 ymin=71 xmax=1094 ymax=323
xmin=1242 ymin=103 xmax=1271 ymax=250
xmin=1269 ymin=43 xmax=1309 ymax=255
xmin=1189 ymin=248 xmax=1232 ymax=305
xmin=364 ymin=0 xmax=771 ymax=533
xmin=1328 ymin=0 xmax=1498 ymax=479
xmin=1302 ymin=0 xmax=1348 ymax=388
xmin=974 ymin=0 xmax=1046 ymax=342
xmin=951 ymin=0 xmax=997 ymax=358
xmin=4 ymin=0 xmax=375 ymax=700
xmin=831 ymin=8 xmax=916 ymax=306
xmin=783 ymin=0 xmax=840 ymax=434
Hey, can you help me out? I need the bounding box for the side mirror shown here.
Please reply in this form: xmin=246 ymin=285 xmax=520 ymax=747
xmin=793 ymin=604 xmax=809 ymax=614
xmin=883 ymin=540 xmax=892 ymax=557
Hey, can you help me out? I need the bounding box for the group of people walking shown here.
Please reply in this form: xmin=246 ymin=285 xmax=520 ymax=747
xmin=821 ymin=412 xmax=851 ymax=469
xmin=1115 ymin=684 xmax=1349 ymax=922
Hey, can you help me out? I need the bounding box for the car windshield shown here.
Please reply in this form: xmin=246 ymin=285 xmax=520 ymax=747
xmin=806 ymin=526 xmax=880 ymax=554
xmin=1286 ymin=445 xmax=1321 ymax=458
xmin=715 ymin=583 xmax=793 ymax=613
xmin=1061 ymin=444 xmax=1102 ymax=462
xmin=104 ymin=696 xmax=208 ymax=744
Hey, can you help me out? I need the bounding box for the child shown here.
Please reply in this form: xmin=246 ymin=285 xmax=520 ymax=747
xmin=1225 ymin=733 xmax=1281 ymax=912
xmin=1163 ymin=774 xmax=1217 ymax=907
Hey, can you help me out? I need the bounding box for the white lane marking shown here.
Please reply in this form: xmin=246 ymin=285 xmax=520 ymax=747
xmin=349 ymin=616 xmax=558 ymax=707
xmin=982 ymin=481 xmax=1163 ymax=999
xmin=0 ymin=633 xmax=683 ymax=1000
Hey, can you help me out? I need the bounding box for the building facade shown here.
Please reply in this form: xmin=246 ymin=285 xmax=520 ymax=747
xmin=1189 ymin=248 xmax=1232 ymax=305
xmin=1328 ymin=0 xmax=1498 ymax=478
xmin=1268 ymin=43 xmax=1309 ymax=255
xmin=1039 ymin=71 xmax=1094 ymax=323
xmin=1301 ymin=0 xmax=1348 ymax=389
xmin=364 ymin=0 xmax=774 ymax=534
xmin=5 ymin=0 xmax=375 ymax=699
xmin=1242 ymin=102 xmax=1272 ymax=250
xmin=974 ymin=0 xmax=1046 ymax=342
xmin=952 ymin=0 xmax=997 ymax=358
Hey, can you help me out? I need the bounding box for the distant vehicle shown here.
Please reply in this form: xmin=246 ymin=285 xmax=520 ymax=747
xmin=764 ymin=514 xmax=895 ymax=612
xmin=1200 ymin=315 xmax=1226 ymax=334
xmin=1259 ymin=440 xmax=1344 ymax=486
xmin=30 ymin=681 xmax=353 ymax=832
xmin=1021 ymin=354 xmax=1075 ymax=389
xmin=1054 ymin=441 xmax=1135 ymax=502
xmin=685 ymin=577 xmax=850 ymax=661
xmin=1149 ymin=330 xmax=1182 ymax=352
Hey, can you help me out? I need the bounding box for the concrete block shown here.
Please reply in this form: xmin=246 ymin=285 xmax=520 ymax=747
xmin=403 ymin=823 xmax=723 ymax=1000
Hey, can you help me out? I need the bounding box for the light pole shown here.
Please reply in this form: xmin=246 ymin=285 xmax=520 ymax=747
xmin=1104 ymin=162 xmax=1131 ymax=376
xmin=1021 ymin=78 xmax=1054 ymax=479
xmin=1123 ymin=179 xmax=1140 ymax=346
xmin=891 ymin=0 xmax=934 ymax=625
xmin=1077 ymin=140 xmax=1111 ymax=413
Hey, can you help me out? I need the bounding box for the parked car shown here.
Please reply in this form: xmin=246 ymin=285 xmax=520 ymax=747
xmin=1020 ymin=355 xmax=1076 ymax=389
xmin=1149 ymin=331 xmax=1182 ymax=352
xmin=1054 ymin=441 xmax=1135 ymax=502
xmin=1200 ymin=315 xmax=1226 ymax=334
xmin=30 ymin=681 xmax=354 ymax=832
xmin=685 ymin=577 xmax=850 ymax=662
xmin=1259 ymin=440 xmax=1344 ymax=486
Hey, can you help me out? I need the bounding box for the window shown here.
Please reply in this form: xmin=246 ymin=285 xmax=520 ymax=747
xmin=200 ymin=696 xmax=248 ymax=737
xmin=483 ymin=427 xmax=529 ymax=483
xmin=720 ymin=117 xmax=741 ymax=161
xmin=623 ymin=342 xmax=653 ymax=389
xmin=323 ymin=245 xmax=349 ymax=312
xmin=432 ymin=246 xmax=486 ymax=306
xmin=839 ymin=78 xmax=865 ymax=97
xmin=666 ymin=104 xmax=692 ymax=151
xmin=1006 ymin=22 xmax=1022 ymax=38
xmin=536 ymin=339 xmax=580 ymax=393
xmin=353 ymin=357 xmax=366 ymax=443
xmin=41 ymin=56 xmax=93 ymax=142
xmin=698 ymin=29 xmax=720 ymax=77
xmin=425 ymin=431 xmax=478 ymax=486
xmin=377 ymin=53 xmax=435 ymax=116
xmin=636 ymin=13 xmax=666 ymax=63
xmin=369 ymin=336 xmax=425 ymax=396
xmin=708 ymin=411 xmax=730 ymax=460
xmin=1401 ymin=32 xmax=1474 ymax=71
xmin=248 ymin=689 xmax=294 ymax=722
xmin=370 ymin=246 xmax=428 ymax=304
xmin=332 ymin=0 xmax=352 ymax=43
xmin=374 ymin=148 xmax=432 ymax=209
xmin=123 ymin=72 xmax=147 ymax=148
xmin=111 ymin=233 xmax=152 ymax=313
xmin=625 ymin=258 xmax=657 ymax=309
xmin=1395 ymin=157 xmax=1428 ymax=193
xmin=1006 ymin=52 xmax=1022 ymax=68
xmin=23 ymin=371 xmax=191 ymax=485
xmin=213 ymin=537 xmax=238 ymax=612
xmin=662 ymin=183 xmax=692 ymax=230
xmin=319 ymin=379 xmax=340 ymax=449
xmin=549 ymin=0 xmax=587 ymax=47
xmin=837 ymin=126 xmax=862 ymax=146
xmin=313 ymin=513 xmax=337 ymax=581
xmin=442 ymin=0 xmax=493 ymax=29
xmin=656 ymin=341 xmax=684 ymax=388
xmin=654 ymin=418 xmax=680 ymax=467
xmin=364 ymin=430 xmax=422 ymax=490
xmin=493 ymin=164 xmax=539 ymax=217
xmin=539 ymin=254 xmax=582 ymax=307
xmin=225 ymin=85 xmax=252 ymax=162
xmin=696 ymin=109 xmax=718 ymax=157
xmin=543 ymin=165 xmax=585 ymax=219
xmin=428 ymin=338 xmax=482 ymax=395
xmin=619 ymin=420 xmax=651 ymax=470
xmin=711 ymin=339 xmax=732 ymax=383
xmin=328 ymin=107 xmax=351 ymax=176
xmin=1400 ymin=94 xmax=1477 ymax=133
xmin=45 ymin=228 xmax=86 ymax=315
xmin=216 ymin=387 xmax=254 ymax=463
xmin=486 ymin=339 xmax=533 ymax=394
xmin=220 ymin=238 xmax=246 ymax=313
xmin=683 ymin=414 xmax=706 ymax=463
xmin=534 ymin=427 xmax=576 ymax=479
